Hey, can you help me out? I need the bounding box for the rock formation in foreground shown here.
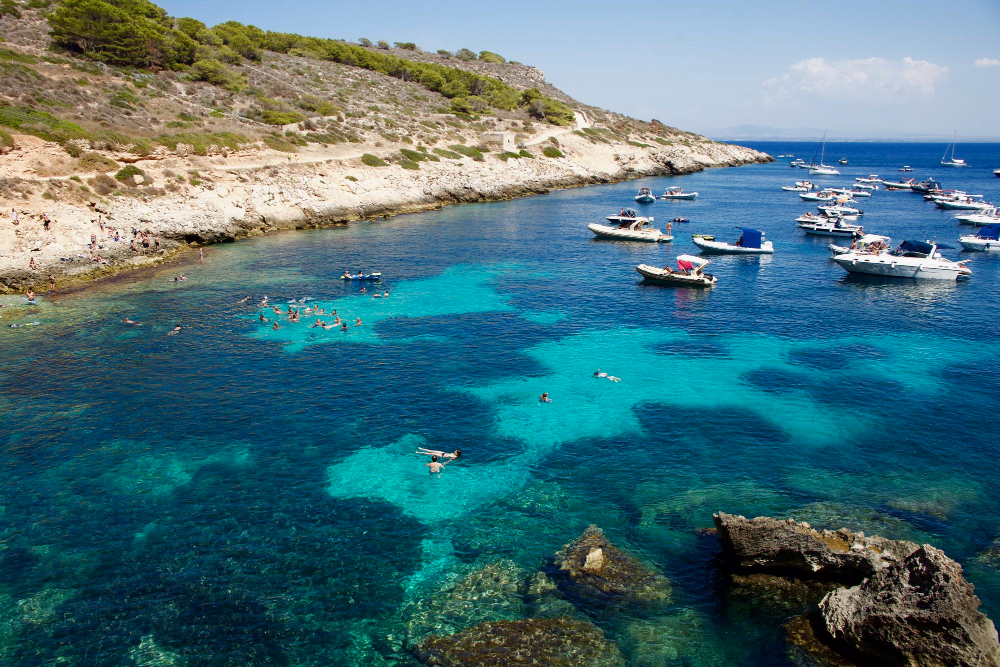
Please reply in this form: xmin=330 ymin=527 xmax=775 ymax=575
xmin=552 ymin=524 xmax=672 ymax=606
xmin=821 ymin=545 xmax=1000 ymax=667
xmin=714 ymin=513 xmax=1000 ymax=667
xmin=416 ymin=617 xmax=626 ymax=667
xmin=713 ymin=512 xmax=918 ymax=583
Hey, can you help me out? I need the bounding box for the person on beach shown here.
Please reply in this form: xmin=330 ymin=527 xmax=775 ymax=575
xmin=42 ymin=213 xmax=50 ymax=231
xmin=539 ymin=392 xmax=551 ymax=403
xmin=199 ymin=248 xmax=204 ymax=261
xmin=48 ymin=275 xmax=56 ymax=293
xmin=426 ymin=455 xmax=447 ymax=478
xmin=11 ymin=209 xmax=18 ymax=226
xmin=29 ymin=257 xmax=39 ymax=271
xmin=417 ymin=447 xmax=461 ymax=460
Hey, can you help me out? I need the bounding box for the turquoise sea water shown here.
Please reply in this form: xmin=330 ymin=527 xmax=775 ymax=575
xmin=1 ymin=142 xmax=999 ymax=665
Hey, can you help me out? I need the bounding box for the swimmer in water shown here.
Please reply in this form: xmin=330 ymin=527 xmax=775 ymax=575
xmin=124 ymin=317 xmax=141 ymax=325
xmin=259 ymin=314 xmax=268 ymax=322
xmin=360 ymin=287 xmax=366 ymax=293
xmin=607 ymin=375 xmax=621 ymax=383
xmin=417 ymin=447 xmax=461 ymax=460
xmin=273 ymin=306 xmax=281 ymax=315
xmin=539 ymin=392 xmax=552 ymax=403
xmin=341 ymin=323 xmax=348 ymax=331
xmin=259 ymin=297 xmax=269 ymax=306
xmin=26 ymin=290 xmax=35 ymax=303
xmin=426 ymin=455 xmax=447 ymax=478
xmin=593 ymin=369 xmax=608 ymax=378
xmin=355 ymin=317 xmax=362 ymax=326
xmin=239 ymin=295 xmax=250 ymax=304
xmin=272 ymin=321 xmax=279 ymax=330
xmin=167 ymin=325 xmax=181 ymax=336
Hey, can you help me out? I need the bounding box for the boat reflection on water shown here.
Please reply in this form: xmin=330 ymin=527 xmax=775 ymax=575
xmin=837 ymin=273 xmax=966 ymax=311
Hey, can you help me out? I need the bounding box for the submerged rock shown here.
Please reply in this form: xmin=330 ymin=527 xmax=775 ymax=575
xmin=785 ymin=614 xmax=858 ymax=667
xmin=552 ymin=525 xmax=671 ymax=606
xmin=713 ymin=512 xmax=918 ymax=583
xmin=820 ymin=545 xmax=1000 ymax=667
xmin=401 ymin=560 xmax=527 ymax=650
xmin=416 ymin=617 xmax=626 ymax=667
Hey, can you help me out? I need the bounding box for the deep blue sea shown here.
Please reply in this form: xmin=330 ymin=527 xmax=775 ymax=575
xmin=1 ymin=141 xmax=998 ymax=666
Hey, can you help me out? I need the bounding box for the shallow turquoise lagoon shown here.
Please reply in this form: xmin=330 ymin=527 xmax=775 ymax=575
xmin=1 ymin=142 xmax=998 ymax=665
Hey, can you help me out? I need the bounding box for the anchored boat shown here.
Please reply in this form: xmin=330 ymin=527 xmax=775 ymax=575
xmin=941 ymin=132 xmax=968 ymax=167
xmin=832 ymin=240 xmax=972 ymax=280
xmin=635 ymin=188 xmax=656 ymax=204
xmin=659 ymin=186 xmax=698 ymax=200
xmin=636 ymin=255 xmax=716 ymax=287
xmin=829 ymin=234 xmax=891 ymax=257
xmin=958 ymin=225 xmax=1000 ymax=251
xmin=692 ymin=227 xmax=773 ymax=254
xmin=588 ymin=216 xmax=672 ymax=243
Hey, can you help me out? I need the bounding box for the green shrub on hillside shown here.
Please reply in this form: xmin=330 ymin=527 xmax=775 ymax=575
xmin=114 ymin=164 xmax=143 ymax=182
xmin=188 ymin=58 xmax=246 ymax=91
xmin=478 ymin=51 xmax=505 ymax=63
xmin=399 ymin=148 xmax=433 ymax=162
xmin=0 ymin=0 xmax=22 ymax=18
xmin=455 ymin=48 xmax=476 ymax=61
xmin=361 ymin=153 xmax=388 ymax=167
xmin=0 ymin=105 xmax=91 ymax=142
xmin=518 ymin=149 xmax=534 ymax=158
xmin=0 ymin=48 xmax=38 ymax=64
xmin=431 ymin=147 xmax=462 ymax=160
xmin=0 ymin=129 xmax=14 ymax=149
xmin=78 ymin=151 xmax=118 ymax=172
xmin=262 ymin=134 xmax=297 ymax=152
xmin=257 ymin=110 xmax=305 ymax=125
xmin=448 ymin=144 xmax=484 ymax=160
xmin=399 ymin=158 xmax=420 ymax=170
xmin=376 ymin=40 xmax=389 ymax=49
xmin=393 ymin=42 xmax=418 ymax=51
xmin=627 ymin=140 xmax=651 ymax=148
xmin=358 ymin=38 xmax=371 ymax=47
xmin=542 ymin=146 xmax=563 ymax=158
xmin=154 ymin=131 xmax=249 ymax=155
xmin=295 ymin=94 xmax=337 ymax=116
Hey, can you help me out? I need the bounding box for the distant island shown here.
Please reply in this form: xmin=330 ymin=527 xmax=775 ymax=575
xmin=0 ymin=0 xmax=768 ymax=293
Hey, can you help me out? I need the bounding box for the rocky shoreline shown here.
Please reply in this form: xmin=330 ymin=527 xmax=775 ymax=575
xmin=369 ymin=516 xmax=1000 ymax=666
xmin=0 ymin=134 xmax=769 ymax=293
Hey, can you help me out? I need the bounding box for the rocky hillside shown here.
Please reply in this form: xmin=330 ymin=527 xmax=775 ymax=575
xmin=0 ymin=0 xmax=769 ymax=291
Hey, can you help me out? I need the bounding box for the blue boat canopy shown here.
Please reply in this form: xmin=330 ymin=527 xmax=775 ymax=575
xmin=738 ymin=227 xmax=764 ymax=249
xmin=899 ymin=240 xmax=934 ymax=255
xmin=978 ymin=225 xmax=1000 ymax=240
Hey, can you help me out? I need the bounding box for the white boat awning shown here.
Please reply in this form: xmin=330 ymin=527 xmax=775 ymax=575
xmin=677 ymin=254 xmax=710 ymax=267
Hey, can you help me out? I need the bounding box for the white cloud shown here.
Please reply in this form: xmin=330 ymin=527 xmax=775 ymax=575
xmin=974 ymin=57 xmax=1000 ymax=68
xmin=763 ymin=57 xmax=949 ymax=104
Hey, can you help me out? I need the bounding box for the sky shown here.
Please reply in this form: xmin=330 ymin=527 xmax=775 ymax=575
xmin=156 ymin=0 xmax=1000 ymax=138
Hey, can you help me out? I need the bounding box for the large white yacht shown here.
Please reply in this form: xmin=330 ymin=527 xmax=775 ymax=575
xmin=832 ymin=240 xmax=972 ymax=280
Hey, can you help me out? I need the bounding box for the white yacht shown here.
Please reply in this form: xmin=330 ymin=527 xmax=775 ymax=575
xmin=856 ymin=175 xmax=882 ymax=184
xmin=882 ymin=178 xmax=917 ymax=189
xmin=958 ymin=225 xmax=1000 ymax=251
xmin=637 ymin=255 xmax=716 ymax=287
xmin=798 ymin=217 xmax=864 ymax=237
xmin=691 ymin=227 xmax=774 ymax=254
xmin=935 ymin=195 xmax=992 ymax=211
xmin=832 ymin=240 xmax=972 ymax=280
xmin=955 ymin=207 xmax=1000 ymax=226
xmin=829 ymin=234 xmax=891 ymax=257
xmin=941 ymin=132 xmax=968 ymax=167
xmin=819 ymin=203 xmax=863 ymax=217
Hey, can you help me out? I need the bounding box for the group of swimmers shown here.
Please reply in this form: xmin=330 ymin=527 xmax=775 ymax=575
xmin=250 ymin=289 xmax=388 ymax=333
xmin=418 ymin=447 xmax=461 ymax=478
xmin=537 ymin=369 xmax=623 ymax=404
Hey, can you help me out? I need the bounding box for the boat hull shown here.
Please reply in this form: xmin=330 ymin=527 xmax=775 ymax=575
xmin=636 ymin=264 xmax=716 ymax=287
xmin=691 ymin=237 xmax=774 ymax=254
xmin=588 ymin=223 xmax=671 ymax=243
xmin=833 ymin=256 xmax=969 ymax=280
xmin=959 ymin=237 xmax=1000 ymax=251
xmin=660 ymin=193 xmax=698 ymax=200
xmin=635 ymin=195 xmax=656 ymax=204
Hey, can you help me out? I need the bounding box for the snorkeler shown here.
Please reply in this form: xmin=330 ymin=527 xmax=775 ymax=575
xmin=417 ymin=447 xmax=461 ymax=460
xmin=539 ymin=392 xmax=552 ymax=403
xmin=167 ymin=325 xmax=181 ymax=336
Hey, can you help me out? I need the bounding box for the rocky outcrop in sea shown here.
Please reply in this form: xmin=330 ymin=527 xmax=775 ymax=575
xmin=715 ymin=513 xmax=1000 ymax=667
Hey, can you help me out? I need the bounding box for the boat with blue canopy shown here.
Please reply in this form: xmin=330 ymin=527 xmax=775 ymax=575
xmin=958 ymin=225 xmax=1000 ymax=252
xmin=692 ymin=227 xmax=774 ymax=254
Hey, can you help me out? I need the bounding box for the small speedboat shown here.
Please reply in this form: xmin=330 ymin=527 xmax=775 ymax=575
xmin=637 ymin=255 xmax=716 ymax=287
xmin=935 ymin=196 xmax=992 ymax=211
xmin=659 ymin=186 xmax=698 ymax=200
xmin=882 ymin=178 xmax=917 ymax=189
xmin=692 ymin=227 xmax=773 ymax=254
xmin=829 ymin=234 xmax=891 ymax=257
xmin=341 ymin=271 xmax=382 ymax=281
xmin=672 ymin=217 xmax=689 ymax=223
xmin=782 ymin=180 xmax=816 ymax=192
xmin=910 ymin=179 xmax=941 ymax=194
xmin=832 ymin=240 xmax=971 ymax=280
xmin=899 ymin=166 xmax=913 ymax=172
xmin=854 ymin=183 xmax=879 ymax=191
xmin=819 ymin=203 xmax=863 ymax=217
xmin=856 ymin=175 xmax=882 ymax=184
xmin=588 ymin=217 xmax=672 ymax=243
xmin=955 ymin=207 xmax=1000 ymax=226
xmin=838 ymin=158 xmax=849 ymax=165
xmin=635 ymin=188 xmax=656 ymax=204
xmin=994 ymin=168 xmax=1000 ymax=178
xmin=958 ymin=225 xmax=1000 ymax=251
xmin=800 ymin=191 xmax=838 ymax=202
xmin=790 ymin=159 xmax=805 ymax=168
xmin=606 ymin=208 xmax=645 ymax=225
xmin=798 ymin=218 xmax=863 ymax=238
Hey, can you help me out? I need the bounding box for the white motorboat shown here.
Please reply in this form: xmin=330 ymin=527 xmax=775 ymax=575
xmin=941 ymin=131 xmax=968 ymax=167
xmin=819 ymin=203 xmax=863 ymax=217
xmin=833 ymin=240 xmax=971 ymax=280
xmin=838 ymin=158 xmax=849 ymax=165
xmin=635 ymin=188 xmax=656 ymax=204
xmin=958 ymin=225 xmax=1000 ymax=251
xmin=994 ymin=168 xmax=1000 ymax=178
xmin=637 ymin=255 xmax=716 ymax=287
xmin=935 ymin=196 xmax=992 ymax=211
xmin=660 ymin=186 xmax=698 ymax=200
xmin=589 ymin=217 xmax=672 ymax=243
xmin=827 ymin=187 xmax=871 ymax=198
xmin=955 ymin=207 xmax=1000 ymax=226
xmin=605 ymin=208 xmax=646 ymax=225
xmin=799 ymin=190 xmax=838 ymax=202
xmin=798 ymin=218 xmax=863 ymax=237
xmin=882 ymin=178 xmax=917 ymax=189
xmin=692 ymin=227 xmax=774 ymax=254
xmin=899 ymin=166 xmax=913 ymax=172
xmin=854 ymin=183 xmax=879 ymax=191
xmin=790 ymin=159 xmax=805 ymax=168
xmin=829 ymin=234 xmax=891 ymax=257
xmin=856 ymin=175 xmax=882 ymax=184
xmin=782 ymin=181 xmax=816 ymax=192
